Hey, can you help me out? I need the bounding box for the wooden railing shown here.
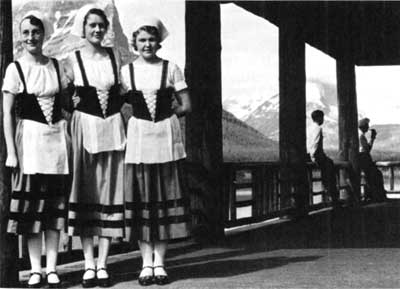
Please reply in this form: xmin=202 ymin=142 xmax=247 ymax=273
xmin=223 ymin=162 xmax=284 ymax=228
xmin=376 ymin=161 xmax=400 ymax=194
xmin=222 ymin=161 xmax=353 ymax=228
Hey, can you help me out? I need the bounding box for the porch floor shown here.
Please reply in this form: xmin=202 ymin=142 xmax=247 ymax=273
xmin=19 ymin=200 xmax=400 ymax=288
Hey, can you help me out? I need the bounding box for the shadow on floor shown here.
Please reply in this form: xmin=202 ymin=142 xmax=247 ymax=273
xmin=56 ymin=199 xmax=400 ymax=287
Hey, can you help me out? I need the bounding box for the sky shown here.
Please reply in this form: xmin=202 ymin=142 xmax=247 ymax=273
xmin=221 ymin=3 xmax=400 ymax=125
xmin=11 ymin=0 xmax=400 ymax=125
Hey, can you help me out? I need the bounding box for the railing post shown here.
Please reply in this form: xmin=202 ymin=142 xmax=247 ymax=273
xmin=228 ymin=165 xmax=236 ymax=222
xmin=390 ymin=167 xmax=394 ymax=191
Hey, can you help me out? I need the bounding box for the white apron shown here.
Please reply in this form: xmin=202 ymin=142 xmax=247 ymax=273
xmin=80 ymin=112 xmax=127 ymax=154
xmin=22 ymin=119 xmax=69 ymax=175
xmin=125 ymin=114 xmax=186 ymax=164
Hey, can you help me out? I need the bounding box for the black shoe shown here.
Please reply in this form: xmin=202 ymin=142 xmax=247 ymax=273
xmin=27 ymin=272 xmax=43 ymax=288
xmin=138 ymin=266 xmax=154 ymax=286
xmin=96 ymin=268 xmax=111 ymax=288
xmin=154 ymin=266 xmax=169 ymax=285
xmin=46 ymin=271 xmax=61 ymax=288
xmin=81 ymin=268 xmax=96 ymax=288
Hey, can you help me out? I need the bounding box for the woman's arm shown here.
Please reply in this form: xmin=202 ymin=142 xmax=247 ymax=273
xmin=368 ymin=129 xmax=377 ymax=150
xmin=3 ymin=91 xmax=18 ymax=167
xmin=61 ymin=57 xmax=79 ymax=110
xmin=173 ymin=89 xmax=191 ymax=117
xmin=360 ymin=133 xmax=372 ymax=153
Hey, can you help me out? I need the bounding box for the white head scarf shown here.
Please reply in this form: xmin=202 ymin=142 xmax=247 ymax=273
xmin=130 ymin=16 xmax=169 ymax=43
xmin=21 ymin=10 xmax=54 ymax=39
xmin=70 ymin=4 xmax=105 ymax=38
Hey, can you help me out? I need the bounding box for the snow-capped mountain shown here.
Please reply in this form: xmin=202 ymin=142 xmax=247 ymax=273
xmin=237 ymin=79 xmax=400 ymax=159
xmin=13 ymin=0 xmax=135 ymax=64
xmin=243 ymin=79 xmax=342 ymax=150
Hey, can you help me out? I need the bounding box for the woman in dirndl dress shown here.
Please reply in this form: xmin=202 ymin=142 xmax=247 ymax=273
xmin=2 ymin=11 xmax=70 ymax=288
xmin=65 ymin=5 xmax=126 ymax=288
xmin=121 ymin=17 xmax=191 ymax=286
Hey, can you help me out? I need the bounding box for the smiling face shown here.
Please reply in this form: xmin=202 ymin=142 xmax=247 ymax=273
xmin=20 ymin=18 xmax=44 ymax=55
xmin=83 ymin=13 xmax=107 ymax=46
xmin=134 ymin=29 xmax=160 ymax=61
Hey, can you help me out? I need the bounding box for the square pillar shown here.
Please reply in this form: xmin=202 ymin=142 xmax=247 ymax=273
xmin=337 ymin=59 xmax=361 ymax=202
xmin=279 ymin=14 xmax=309 ymax=215
xmin=185 ymin=2 xmax=224 ymax=242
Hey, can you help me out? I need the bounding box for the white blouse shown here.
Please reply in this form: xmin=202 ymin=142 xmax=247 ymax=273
xmin=2 ymin=59 xmax=70 ymax=175
xmin=66 ymin=52 xmax=117 ymax=91
xmin=121 ymin=60 xmax=187 ymax=164
xmin=2 ymin=58 xmax=68 ymax=96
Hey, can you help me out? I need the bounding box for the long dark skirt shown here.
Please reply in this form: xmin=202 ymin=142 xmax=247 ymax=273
xmin=125 ymin=161 xmax=191 ymax=242
xmin=68 ymin=112 xmax=125 ymax=238
xmin=7 ymin=120 xmax=69 ymax=235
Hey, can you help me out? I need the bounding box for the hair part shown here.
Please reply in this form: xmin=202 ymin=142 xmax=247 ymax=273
xmin=131 ymin=26 xmax=161 ymax=51
xmin=311 ymin=110 xmax=324 ymax=121
xmin=20 ymin=15 xmax=44 ymax=34
xmin=82 ymin=8 xmax=109 ymax=37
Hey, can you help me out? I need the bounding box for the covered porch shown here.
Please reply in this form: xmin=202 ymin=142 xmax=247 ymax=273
xmin=1 ymin=0 xmax=400 ymax=287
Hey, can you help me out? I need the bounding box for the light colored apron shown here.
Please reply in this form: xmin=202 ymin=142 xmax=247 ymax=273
xmin=22 ymin=119 xmax=69 ymax=175
xmin=80 ymin=112 xmax=127 ymax=154
xmin=125 ymin=114 xmax=186 ymax=164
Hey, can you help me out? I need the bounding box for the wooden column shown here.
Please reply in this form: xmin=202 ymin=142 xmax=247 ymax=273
xmin=279 ymin=12 xmax=309 ymax=215
xmin=336 ymin=5 xmax=360 ymax=203
xmin=0 ymin=0 xmax=19 ymax=287
xmin=185 ymin=2 xmax=224 ymax=242
xmin=337 ymin=59 xmax=360 ymax=202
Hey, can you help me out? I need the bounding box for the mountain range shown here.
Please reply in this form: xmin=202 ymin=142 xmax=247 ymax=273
xmin=227 ymin=78 xmax=400 ymax=161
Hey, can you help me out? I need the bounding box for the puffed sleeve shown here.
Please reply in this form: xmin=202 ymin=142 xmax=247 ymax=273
xmin=61 ymin=56 xmax=75 ymax=84
xmin=2 ymin=63 xmax=23 ymax=94
xmin=57 ymin=59 xmax=70 ymax=90
xmin=120 ymin=63 xmax=131 ymax=93
xmin=168 ymin=62 xmax=187 ymax=92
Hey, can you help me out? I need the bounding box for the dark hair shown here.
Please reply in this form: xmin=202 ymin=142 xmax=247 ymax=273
xmin=20 ymin=15 xmax=44 ymax=34
xmin=131 ymin=26 xmax=161 ymax=51
xmin=311 ymin=110 xmax=324 ymax=121
xmin=82 ymin=8 xmax=109 ymax=37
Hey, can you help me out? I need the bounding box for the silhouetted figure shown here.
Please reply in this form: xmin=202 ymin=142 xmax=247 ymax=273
xmin=308 ymin=110 xmax=339 ymax=206
xmin=358 ymin=118 xmax=387 ymax=202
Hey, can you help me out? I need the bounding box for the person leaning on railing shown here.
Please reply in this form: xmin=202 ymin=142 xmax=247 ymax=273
xmin=307 ymin=110 xmax=339 ymax=207
xmin=358 ymin=118 xmax=387 ymax=202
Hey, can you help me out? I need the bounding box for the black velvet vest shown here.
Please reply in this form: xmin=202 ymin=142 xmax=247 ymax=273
xmin=14 ymin=59 xmax=62 ymax=125
xmin=74 ymin=48 xmax=124 ymax=118
xmin=125 ymin=60 xmax=174 ymax=122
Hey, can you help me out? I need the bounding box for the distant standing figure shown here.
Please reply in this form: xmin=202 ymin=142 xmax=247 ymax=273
xmin=358 ymin=118 xmax=387 ymax=202
xmin=308 ymin=110 xmax=339 ymax=206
